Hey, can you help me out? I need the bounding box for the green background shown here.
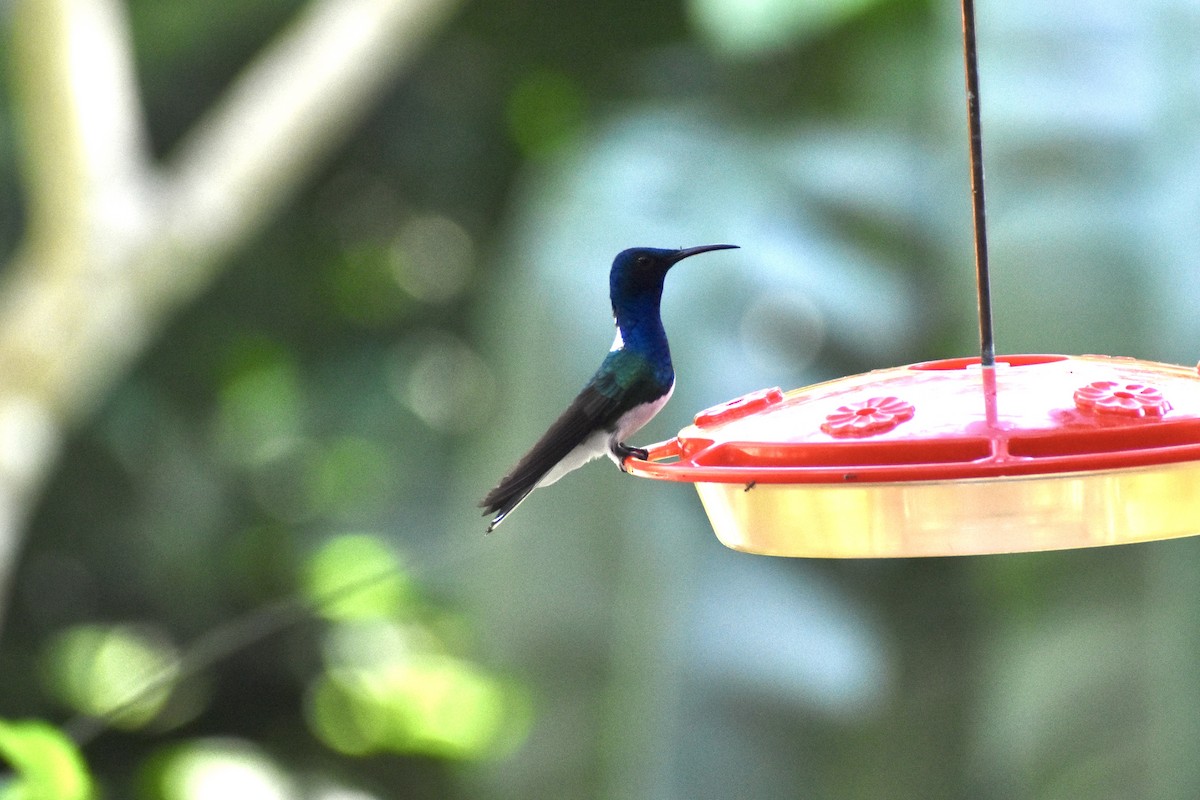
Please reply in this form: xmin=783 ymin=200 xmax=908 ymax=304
xmin=2 ymin=0 xmax=1199 ymax=797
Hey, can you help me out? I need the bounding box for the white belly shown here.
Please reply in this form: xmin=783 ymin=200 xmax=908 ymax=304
xmin=537 ymin=429 xmax=610 ymax=488
xmin=605 ymin=380 xmax=675 ymax=466
xmin=537 ymin=380 xmax=675 ymax=485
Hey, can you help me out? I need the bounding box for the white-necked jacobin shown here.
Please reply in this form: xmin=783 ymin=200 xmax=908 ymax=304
xmin=480 ymin=243 xmax=738 ymax=532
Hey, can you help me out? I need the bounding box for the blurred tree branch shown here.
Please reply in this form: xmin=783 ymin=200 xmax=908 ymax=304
xmin=0 ymin=0 xmax=459 ymax=628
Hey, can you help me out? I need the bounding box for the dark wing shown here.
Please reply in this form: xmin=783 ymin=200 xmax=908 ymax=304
xmin=480 ymin=353 xmax=666 ymax=531
xmin=480 ymin=382 xmax=622 ymax=531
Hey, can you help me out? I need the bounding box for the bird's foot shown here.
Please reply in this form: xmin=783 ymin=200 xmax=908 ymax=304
xmin=614 ymin=442 xmax=649 ymax=472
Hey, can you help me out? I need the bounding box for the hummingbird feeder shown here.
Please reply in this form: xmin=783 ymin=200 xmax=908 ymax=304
xmin=626 ymin=1 xmax=1200 ymax=557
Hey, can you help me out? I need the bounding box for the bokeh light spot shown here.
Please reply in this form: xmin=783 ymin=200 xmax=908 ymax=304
xmin=213 ymin=347 xmax=305 ymax=467
xmin=689 ymin=0 xmax=882 ymax=57
xmin=152 ymin=739 xmax=293 ymax=800
xmin=390 ymin=215 xmax=474 ymax=304
xmin=44 ymin=624 xmax=180 ymax=730
xmin=303 ymin=534 xmax=412 ymax=622
xmin=321 ymin=620 xmax=430 ymax=673
xmin=310 ymin=787 xmax=382 ymax=800
xmin=306 ymin=656 xmax=526 ymax=760
xmin=389 ymin=655 xmax=512 ymax=758
xmin=740 ymin=288 xmax=826 ymax=373
xmin=305 ymin=672 xmax=384 ymax=757
xmin=388 ymin=331 xmax=495 ymax=434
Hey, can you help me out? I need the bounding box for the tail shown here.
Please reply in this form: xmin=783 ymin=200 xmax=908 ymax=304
xmin=479 ymin=380 xmax=622 ymax=532
xmin=480 ymin=431 xmax=611 ymax=532
xmin=479 ymin=477 xmax=539 ymax=534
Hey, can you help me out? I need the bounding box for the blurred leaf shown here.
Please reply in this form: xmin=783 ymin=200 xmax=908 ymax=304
xmin=306 ymin=438 xmax=396 ymax=518
xmin=326 ymin=245 xmax=412 ymax=327
xmin=307 ymin=655 xmax=528 ymax=760
xmin=213 ymin=345 xmax=305 ymax=466
xmin=506 ymin=69 xmax=586 ymax=157
xmin=304 ymin=534 xmax=413 ymax=622
xmin=43 ymin=625 xmax=180 ymax=730
xmin=0 ymin=718 xmax=93 ymax=800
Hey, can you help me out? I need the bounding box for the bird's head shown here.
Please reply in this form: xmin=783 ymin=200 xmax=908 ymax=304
xmin=609 ymin=244 xmax=738 ymax=306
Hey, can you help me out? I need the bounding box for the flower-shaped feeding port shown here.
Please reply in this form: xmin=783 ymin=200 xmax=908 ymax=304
xmin=1074 ymin=381 xmax=1172 ymax=418
xmin=821 ymin=397 xmax=915 ymax=437
xmin=625 ymin=354 xmax=1200 ymax=558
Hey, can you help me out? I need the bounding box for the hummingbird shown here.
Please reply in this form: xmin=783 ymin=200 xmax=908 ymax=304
xmin=480 ymin=243 xmax=738 ymax=532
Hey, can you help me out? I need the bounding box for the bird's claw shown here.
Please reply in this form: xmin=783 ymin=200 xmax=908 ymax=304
xmin=614 ymin=442 xmax=649 ymax=472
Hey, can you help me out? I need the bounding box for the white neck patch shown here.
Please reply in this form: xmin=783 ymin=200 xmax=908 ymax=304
xmin=609 ymin=327 xmax=624 ymax=352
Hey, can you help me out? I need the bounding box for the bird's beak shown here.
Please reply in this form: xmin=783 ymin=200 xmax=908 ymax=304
xmin=668 ymin=243 xmax=739 ymax=266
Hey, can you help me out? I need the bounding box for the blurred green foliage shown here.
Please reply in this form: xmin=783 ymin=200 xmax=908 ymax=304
xmin=44 ymin=624 xmax=180 ymax=730
xmin=0 ymin=719 xmax=92 ymax=800
xmin=2 ymin=0 xmax=1200 ymax=798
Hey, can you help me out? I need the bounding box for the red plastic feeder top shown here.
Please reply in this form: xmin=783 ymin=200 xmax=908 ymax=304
xmin=626 ymin=354 xmax=1200 ymax=557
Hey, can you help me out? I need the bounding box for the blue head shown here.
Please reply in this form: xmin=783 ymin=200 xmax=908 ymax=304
xmin=608 ymin=244 xmax=738 ymax=321
xmin=605 ymin=244 xmax=737 ymax=372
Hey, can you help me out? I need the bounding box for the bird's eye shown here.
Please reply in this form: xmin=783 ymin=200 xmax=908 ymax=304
xmin=636 ymin=255 xmax=651 ymax=267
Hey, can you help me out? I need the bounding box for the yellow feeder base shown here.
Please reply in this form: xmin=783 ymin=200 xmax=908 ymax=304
xmin=696 ymin=462 xmax=1200 ymax=558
